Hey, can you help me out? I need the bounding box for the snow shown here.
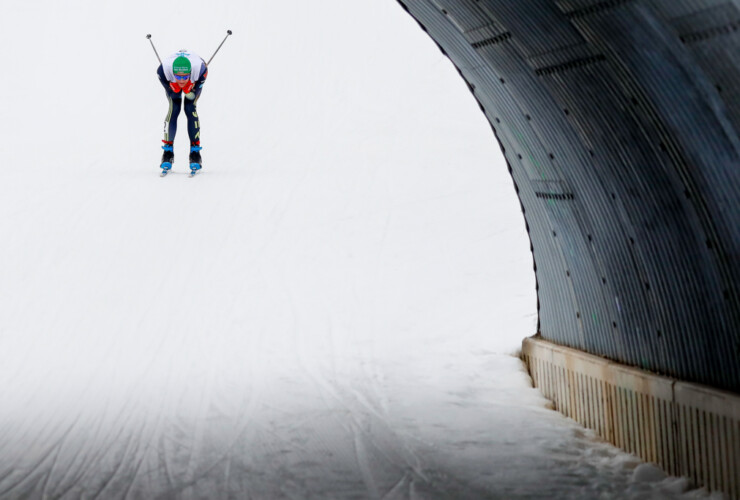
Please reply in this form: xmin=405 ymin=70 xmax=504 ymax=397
xmin=0 ymin=0 xmax=720 ymax=498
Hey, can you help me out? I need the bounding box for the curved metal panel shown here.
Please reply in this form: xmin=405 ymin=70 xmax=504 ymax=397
xmin=398 ymin=0 xmax=740 ymax=392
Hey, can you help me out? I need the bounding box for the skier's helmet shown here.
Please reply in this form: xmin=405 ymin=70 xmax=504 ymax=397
xmin=173 ymin=56 xmax=192 ymax=75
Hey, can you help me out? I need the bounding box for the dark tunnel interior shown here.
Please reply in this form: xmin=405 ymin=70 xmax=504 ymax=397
xmin=399 ymin=0 xmax=740 ymax=393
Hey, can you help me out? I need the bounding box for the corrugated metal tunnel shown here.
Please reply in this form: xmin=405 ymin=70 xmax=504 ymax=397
xmin=398 ymin=0 xmax=740 ymax=393
xmin=397 ymin=1 xmax=740 ymax=494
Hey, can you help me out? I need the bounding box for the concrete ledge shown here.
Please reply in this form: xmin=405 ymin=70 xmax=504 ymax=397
xmin=522 ymin=336 xmax=740 ymax=499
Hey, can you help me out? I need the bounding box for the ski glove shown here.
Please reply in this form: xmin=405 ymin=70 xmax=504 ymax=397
xmin=168 ymin=81 xmax=195 ymax=94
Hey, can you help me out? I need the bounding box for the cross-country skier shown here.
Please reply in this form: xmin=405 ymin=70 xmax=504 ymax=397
xmin=157 ymin=50 xmax=207 ymax=175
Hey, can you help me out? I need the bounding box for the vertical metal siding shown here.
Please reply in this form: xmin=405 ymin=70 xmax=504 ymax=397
xmin=523 ymin=338 xmax=740 ymax=498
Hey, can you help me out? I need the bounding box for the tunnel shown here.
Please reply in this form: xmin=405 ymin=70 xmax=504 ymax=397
xmin=397 ymin=0 xmax=740 ymax=389
xmin=397 ymin=0 xmax=740 ymax=495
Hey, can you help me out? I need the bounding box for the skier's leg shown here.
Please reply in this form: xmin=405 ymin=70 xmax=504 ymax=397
xmin=184 ymin=99 xmax=200 ymax=145
xmin=163 ymin=95 xmax=183 ymax=143
xmin=184 ymin=99 xmax=202 ymax=172
xmin=160 ymin=96 xmax=183 ymax=172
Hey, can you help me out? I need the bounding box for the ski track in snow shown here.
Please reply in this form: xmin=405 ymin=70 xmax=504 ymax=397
xmin=0 ymin=171 xmax=720 ymax=500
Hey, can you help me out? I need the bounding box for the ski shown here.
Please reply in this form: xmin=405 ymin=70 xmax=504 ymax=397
xmin=189 ymin=163 xmax=202 ymax=177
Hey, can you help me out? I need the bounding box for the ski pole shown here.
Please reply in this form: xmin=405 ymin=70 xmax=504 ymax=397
xmin=146 ymin=34 xmax=162 ymax=65
xmin=207 ymin=30 xmax=233 ymax=66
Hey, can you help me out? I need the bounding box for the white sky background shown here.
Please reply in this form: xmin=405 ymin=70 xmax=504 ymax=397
xmin=0 ymin=0 xmax=536 ymax=354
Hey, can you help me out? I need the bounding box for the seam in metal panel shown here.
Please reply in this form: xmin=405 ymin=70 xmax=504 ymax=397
xmin=471 ymin=31 xmax=512 ymax=48
xmin=558 ymin=0 xmax=635 ymax=18
xmin=680 ymin=20 xmax=740 ymax=43
xmin=535 ymin=54 xmax=607 ymax=76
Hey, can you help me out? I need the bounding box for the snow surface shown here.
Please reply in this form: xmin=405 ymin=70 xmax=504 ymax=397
xmin=0 ymin=0 xmax=723 ymax=498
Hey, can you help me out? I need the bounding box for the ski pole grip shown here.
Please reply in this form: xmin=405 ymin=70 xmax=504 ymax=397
xmin=146 ymin=33 xmax=162 ymax=65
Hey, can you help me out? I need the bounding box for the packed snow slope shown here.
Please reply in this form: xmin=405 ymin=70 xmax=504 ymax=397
xmin=0 ymin=0 xmax=722 ymax=499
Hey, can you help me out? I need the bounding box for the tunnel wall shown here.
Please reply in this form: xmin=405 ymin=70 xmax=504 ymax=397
xmin=522 ymin=336 xmax=740 ymax=497
xmin=398 ymin=0 xmax=740 ymax=393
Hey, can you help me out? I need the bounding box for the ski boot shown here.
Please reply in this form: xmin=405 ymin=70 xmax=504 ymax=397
xmin=161 ymin=142 xmax=174 ymax=176
xmin=189 ymin=143 xmax=203 ymax=176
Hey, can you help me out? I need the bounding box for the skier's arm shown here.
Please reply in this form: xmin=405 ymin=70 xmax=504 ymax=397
xmin=196 ymin=65 xmax=208 ymax=87
xmin=189 ymin=65 xmax=208 ymax=100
